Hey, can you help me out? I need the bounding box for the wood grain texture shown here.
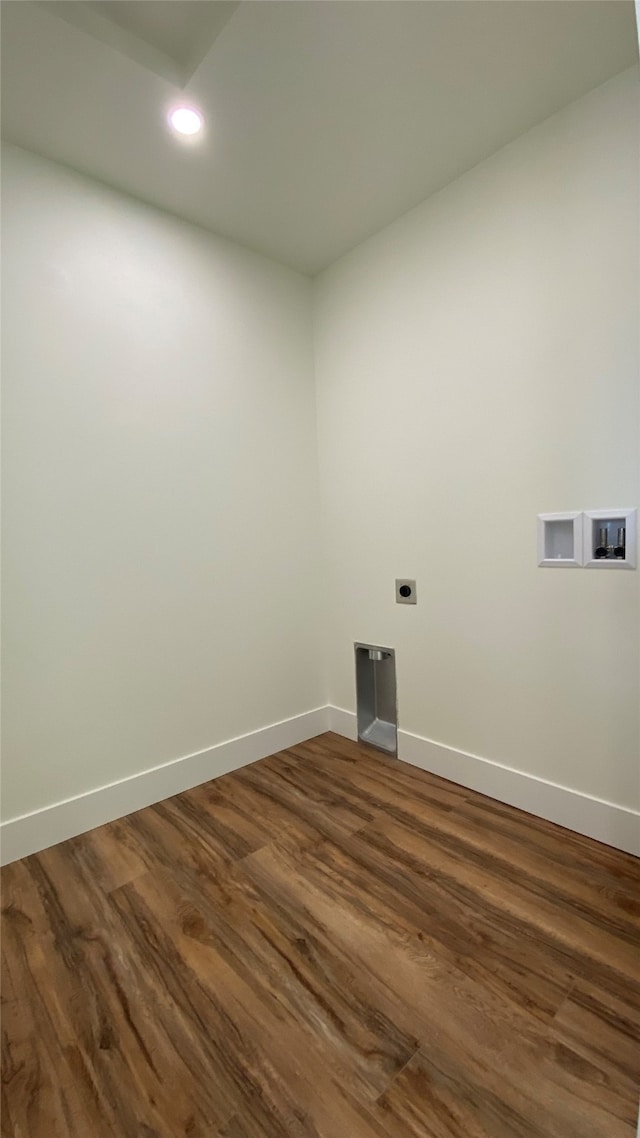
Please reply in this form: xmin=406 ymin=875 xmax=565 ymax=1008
xmin=2 ymin=732 xmax=639 ymax=1137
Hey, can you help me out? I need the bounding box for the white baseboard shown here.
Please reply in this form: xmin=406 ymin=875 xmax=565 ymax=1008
xmin=328 ymin=707 xmax=640 ymax=857
xmin=0 ymin=707 xmax=329 ymax=865
xmin=4 ymin=705 xmax=637 ymax=864
xmin=328 ymin=705 xmax=359 ymax=741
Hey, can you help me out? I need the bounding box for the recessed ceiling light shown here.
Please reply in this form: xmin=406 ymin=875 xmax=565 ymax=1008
xmin=168 ymin=106 xmax=204 ymax=137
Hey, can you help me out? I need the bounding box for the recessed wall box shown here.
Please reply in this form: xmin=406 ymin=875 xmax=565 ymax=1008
xmin=395 ymin=579 xmax=417 ymax=604
xmin=583 ymin=508 xmax=637 ymax=570
xmin=354 ymin=643 xmax=397 ymax=756
xmin=537 ymin=512 xmax=582 ymax=567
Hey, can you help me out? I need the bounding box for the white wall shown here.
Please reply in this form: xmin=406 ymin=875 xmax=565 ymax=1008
xmin=1 ymin=143 xmax=324 ymax=823
xmin=2 ymin=67 xmax=638 ymax=854
xmin=314 ymin=68 xmax=640 ymax=810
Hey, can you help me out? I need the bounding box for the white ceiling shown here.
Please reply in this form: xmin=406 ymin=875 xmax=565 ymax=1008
xmin=1 ymin=1 xmax=637 ymax=275
xmin=43 ymin=1 xmax=239 ymax=84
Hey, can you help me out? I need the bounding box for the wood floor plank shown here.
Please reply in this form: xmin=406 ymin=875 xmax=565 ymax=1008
xmin=127 ymin=862 xmax=420 ymax=1103
xmin=374 ymin=1027 xmax=635 ymax=1138
xmin=106 ymin=873 xmax=397 ymax=1138
xmin=63 ymin=818 xmax=148 ymax=895
xmin=245 ymin=816 xmax=573 ymax=1024
xmin=294 ymin=734 xmax=470 ymax=814
xmin=434 ymin=796 xmax=640 ymax=929
xmin=2 ymin=732 xmax=638 ymax=1137
xmin=2 ymin=889 xmax=135 ymax=1138
xmin=186 ymin=766 xmax=365 ymax=855
xmin=552 ymin=979 xmax=640 ymax=1095
xmin=239 ymin=831 xmax=567 ymax=1058
xmin=361 ymin=814 xmax=640 ymax=1002
xmin=237 ymin=747 xmax=380 ymax=837
xmin=19 ymin=845 xmax=244 ymax=1135
xmin=1 ymin=931 xmax=77 ymax=1138
xmin=454 ymin=790 xmax=640 ymax=889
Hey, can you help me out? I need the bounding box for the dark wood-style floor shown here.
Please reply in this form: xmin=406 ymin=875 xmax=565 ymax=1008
xmin=2 ymin=732 xmax=639 ymax=1138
